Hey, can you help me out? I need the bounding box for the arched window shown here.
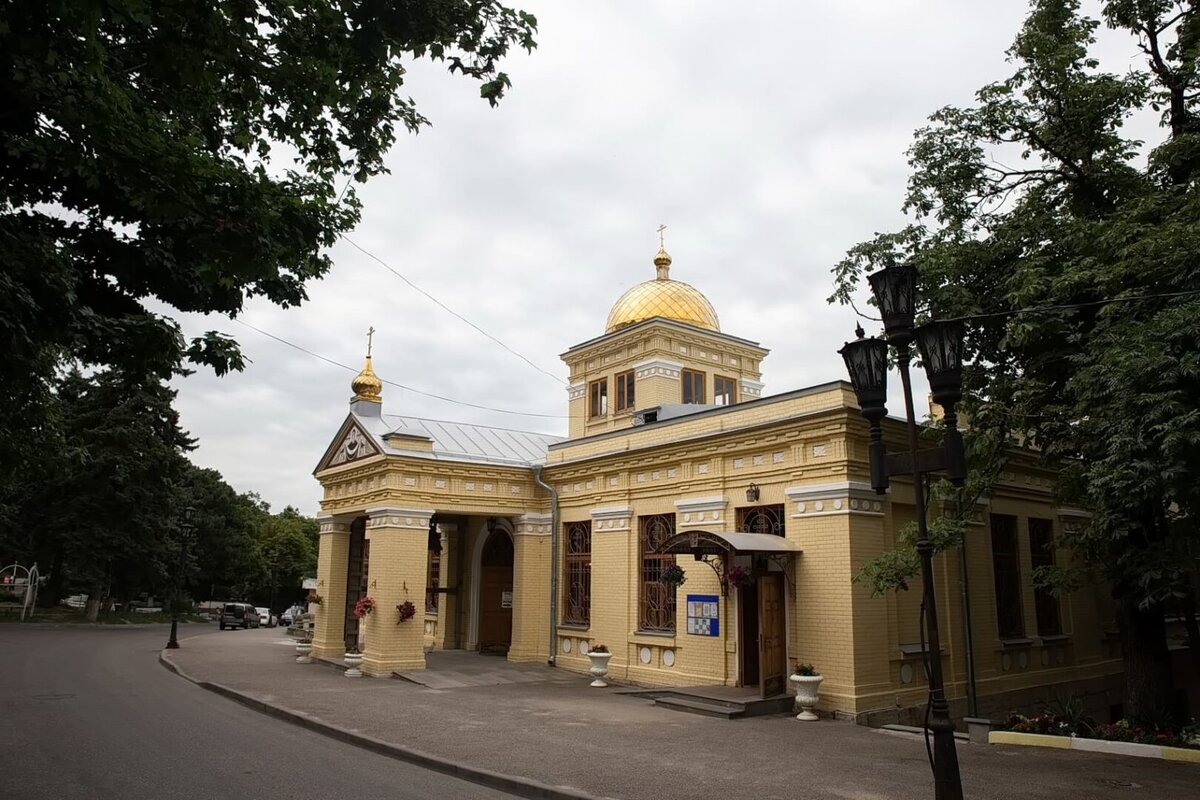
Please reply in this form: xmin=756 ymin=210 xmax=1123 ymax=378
xmin=639 ymin=514 xmax=676 ymax=632
xmin=563 ymin=521 xmax=591 ymax=625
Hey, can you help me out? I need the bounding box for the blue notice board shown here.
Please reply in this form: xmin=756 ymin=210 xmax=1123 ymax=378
xmin=686 ymin=594 xmax=720 ymax=637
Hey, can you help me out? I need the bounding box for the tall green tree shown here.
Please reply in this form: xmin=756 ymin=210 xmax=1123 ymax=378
xmin=832 ymin=0 xmax=1200 ymax=722
xmin=38 ymin=370 xmax=195 ymax=620
xmin=0 ymin=0 xmax=538 ymax=482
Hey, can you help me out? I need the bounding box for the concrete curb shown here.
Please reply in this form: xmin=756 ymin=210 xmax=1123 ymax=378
xmin=158 ymin=651 xmax=615 ymax=800
xmin=989 ymin=730 xmax=1200 ymax=764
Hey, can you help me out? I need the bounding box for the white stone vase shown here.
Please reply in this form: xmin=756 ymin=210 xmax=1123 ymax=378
xmin=586 ymin=651 xmax=613 ymax=688
xmin=295 ymin=640 xmax=313 ymax=664
xmin=790 ymin=673 xmax=824 ymax=721
xmin=343 ymin=651 xmax=363 ymax=678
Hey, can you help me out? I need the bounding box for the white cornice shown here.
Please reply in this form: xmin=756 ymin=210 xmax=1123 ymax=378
xmin=785 ymin=482 xmax=875 ymax=501
xmin=633 ymin=358 xmax=684 ymax=380
xmin=673 ymin=495 xmax=728 ymax=514
xmin=590 ymin=505 xmax=632 ymax=520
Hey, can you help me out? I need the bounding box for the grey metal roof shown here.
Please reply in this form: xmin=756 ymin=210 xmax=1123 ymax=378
xmin=380 ymin=415 xmax=566 ymax=466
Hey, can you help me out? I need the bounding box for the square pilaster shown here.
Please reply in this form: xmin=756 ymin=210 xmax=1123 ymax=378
xmin=359 ymin=507 xmax=434 ymax=676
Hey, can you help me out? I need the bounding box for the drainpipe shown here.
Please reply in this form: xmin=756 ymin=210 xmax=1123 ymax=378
xmin=533 ymin=464 xmax=559 ymax=666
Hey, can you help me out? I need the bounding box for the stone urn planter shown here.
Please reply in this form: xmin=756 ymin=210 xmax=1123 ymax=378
xmin=295 ymin=640 xmax=313 ymax=664
xmin=790 ymin=665 xmax=823 ymax=721
xmin=585 ymin=648 xmax=612 ymax=688
xmin=343 ymin=650 xmax=363 ymax=678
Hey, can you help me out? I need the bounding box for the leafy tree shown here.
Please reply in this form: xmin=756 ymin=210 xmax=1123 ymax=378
xmin=832 ymin=0 xmax=1200 ymax=722
xmin=36 ymin=370 xmax=195 ymax=620
xmin=0 ymin=0 xmax=538 ymax=482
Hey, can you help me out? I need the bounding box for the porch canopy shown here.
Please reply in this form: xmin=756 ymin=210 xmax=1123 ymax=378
xmin=657 ymin=529 xmax=802 ymax=557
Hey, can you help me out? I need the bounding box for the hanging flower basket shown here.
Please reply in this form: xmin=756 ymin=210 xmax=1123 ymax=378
xmin=308 ymin=593 xmax=324 ymax=606
xmin=660 ymin=563 xmax=687 ymax=587
xmin=725 ymin=565 xmax=753 ymax=589
xmin=396 ymin=600 xmax=417 ymax=624
xmin=353 ymin=596 xmax=376 ymax=618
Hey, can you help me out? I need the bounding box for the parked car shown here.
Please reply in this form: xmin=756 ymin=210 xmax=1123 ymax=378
xmin=255 ymin=607 xmax=276 ymax=628
xmin=219 ymin=602 xmax=257 ymax=630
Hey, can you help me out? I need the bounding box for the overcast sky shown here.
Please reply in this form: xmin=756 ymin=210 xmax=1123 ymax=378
xmin=170 ymin=1 xmax=1153 ymax=513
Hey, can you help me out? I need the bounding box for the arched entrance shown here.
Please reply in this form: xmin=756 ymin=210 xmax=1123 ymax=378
xmin=477 ymin=528 xmax=514 ymax=655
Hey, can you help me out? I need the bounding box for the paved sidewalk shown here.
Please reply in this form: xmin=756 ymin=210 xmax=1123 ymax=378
xmin=167 ymin=629 xmax=1193 ymax=800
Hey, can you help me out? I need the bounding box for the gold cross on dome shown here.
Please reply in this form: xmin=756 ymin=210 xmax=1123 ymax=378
xmin=366 ymin=326 xmax=375 ymax=357
xmin=657 ymin=223 xmax=667 ymax=249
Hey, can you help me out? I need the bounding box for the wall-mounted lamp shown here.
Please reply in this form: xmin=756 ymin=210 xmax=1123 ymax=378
xmin=745 ymin=483 xmax=760 ymax=503
xmin=486 ymin=517 xmax=498 ymax=535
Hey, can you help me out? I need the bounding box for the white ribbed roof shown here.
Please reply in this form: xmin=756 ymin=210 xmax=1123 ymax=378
xmin=380 ymin=415 xmax=565 ymax=466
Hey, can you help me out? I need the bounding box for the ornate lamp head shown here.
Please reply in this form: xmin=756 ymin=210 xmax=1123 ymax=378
xmin=914 ymin=320 xmax=965 ymax=408
xmin=839 ymin=330 xmax=889 ymax=422
xmin=867 ymin=263 xmax=917 ymax=346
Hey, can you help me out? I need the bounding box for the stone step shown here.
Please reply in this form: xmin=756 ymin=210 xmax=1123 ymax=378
xmin=652 ymin=695 xmax=744 ymax=719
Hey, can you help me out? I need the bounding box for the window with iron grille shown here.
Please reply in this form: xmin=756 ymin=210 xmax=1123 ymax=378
xmin=426 ymin=528 xmax=442 ymax=613
xmin=639 ymin=514 xmax=677 ymax=632
xmin=1028 ymin=518 xmax=1061 ymax=636
xmin=714 ymin=375 xmax=737 ymax=406
xmin=737 ymin=504 xmax=785 ymax=536
xmin=563 ymin=521 xmax=591 ymax=625
xmin=681 ymin=369 xmax=705 ymax=404
xmin=990 ymin=514 xmax=1025 ymax=639
xmin=615 ymin=370 xmax=635 ymax=413
xmin=588 ymin=378 xmax=608 ymax=417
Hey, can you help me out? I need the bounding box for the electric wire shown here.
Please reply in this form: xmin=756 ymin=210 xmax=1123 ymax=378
xmin=229 ymin=317 xmax=571 ymax=421
xmin=849 ymin=288 xmax=1200 ymax=325
xmin=339 ymin=234 xmax=568 ymax=386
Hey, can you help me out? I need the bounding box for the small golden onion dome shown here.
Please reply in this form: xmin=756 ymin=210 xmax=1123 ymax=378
xmin=605 ymin=247 xmax=720 ymax=333
xmin=351 ymin=355 xmax=383 ymax=403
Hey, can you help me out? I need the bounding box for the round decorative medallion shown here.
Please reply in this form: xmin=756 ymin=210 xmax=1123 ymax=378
xmin=639 ymin=646 xmax=652 ymax=665
xmin=833 ymin=499 xmax=843 ymax=511
xmin=850 ymin=499 xmax=859 ymax=510
xmin=900 ymin=663 xmax=914 ymax=684
xmin=797 ymin=503 xmax=806 ymax=513
xmin=814 ymin=501 xmax=824 ymax=512
xmin=1040 ymin=649 xmax=1050 ymax=667
xmin=872 ymin=502 xmax=882 ymax=512
xmin=1055 ymin=648 xmax=1065 ymax=665
xmin=1017 ymin=651 xmax=1028 ymax=669
xmin=662 ymin=649 xmax=676 ymax=667
xmin=1001 ymin=653 xmax=1012 ymax=671
xmin=562 ymin=638 xmax=571 ymax=653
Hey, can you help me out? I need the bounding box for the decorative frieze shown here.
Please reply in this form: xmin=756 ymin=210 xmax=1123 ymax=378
xmin=785 ymin=482 xmax=883 ymax=517
xmin=515 ymin=512 xmax=553 ymax=536
xmin=739 ymin=378 xmax=764 ymax=398
xmin=317 ymin=517 xmax=352 ymax=535
xmin=567 ymin=382 xmax=586 ymax=401
xmin=675 ymin=495 xmax=726 ymax=525
xmin=633 ymin=358 xmax=683 ymax=380
xmin=365 ymin=507 xmax=434 ymax=530
xmin=590 ymin=505 xmax=632 ymax=532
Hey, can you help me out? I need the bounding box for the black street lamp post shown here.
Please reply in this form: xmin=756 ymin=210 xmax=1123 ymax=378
xmin=840 ymin=263 xmax=965 ymax=800
xmin=166 ymin=506 xmax=196 ymax=650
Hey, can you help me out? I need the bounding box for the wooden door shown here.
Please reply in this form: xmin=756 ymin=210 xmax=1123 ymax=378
xmin=758 ymin=573 xmax=786 ymax=697
xmin=478 ymin=531 xmax=513 ymax=654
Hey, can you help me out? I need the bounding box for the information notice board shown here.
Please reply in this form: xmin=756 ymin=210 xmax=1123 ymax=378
xmin=686 ymin=594 xmax=719 ymax=636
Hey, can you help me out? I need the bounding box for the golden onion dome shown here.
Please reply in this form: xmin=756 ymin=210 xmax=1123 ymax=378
xmin=604 ymin=246 xmax=720 ymax=333
xmin=351 ymin=354 xmax=383 ymax=403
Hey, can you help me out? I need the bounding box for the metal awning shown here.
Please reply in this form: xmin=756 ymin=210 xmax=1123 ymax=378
xmin=657 ymin=529 xmax=802 ymax=556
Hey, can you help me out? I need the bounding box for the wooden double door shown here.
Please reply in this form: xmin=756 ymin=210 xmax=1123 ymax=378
xmin=478 ymin=530 xmax=513 ymax=654
xmin=740 ymin=573 xmax=786 ymax=698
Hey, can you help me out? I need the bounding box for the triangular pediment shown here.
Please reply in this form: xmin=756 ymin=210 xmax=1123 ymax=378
xmin=314 ymin=415 xmax=382 ymax=474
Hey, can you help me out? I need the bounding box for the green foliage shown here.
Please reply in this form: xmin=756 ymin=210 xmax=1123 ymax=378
xmin=0 ymin=0 xmax=537 ymax=485
xmin=833 ymin=0 xmax=1200 ymax=720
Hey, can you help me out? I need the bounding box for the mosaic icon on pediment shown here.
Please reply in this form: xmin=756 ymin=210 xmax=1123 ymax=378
xmin=328 ymin=423 xmax=380 ymax=467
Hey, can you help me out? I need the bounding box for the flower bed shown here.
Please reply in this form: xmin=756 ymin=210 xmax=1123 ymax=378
xmin=1005 ymin=713 xmax=1199 ymax=751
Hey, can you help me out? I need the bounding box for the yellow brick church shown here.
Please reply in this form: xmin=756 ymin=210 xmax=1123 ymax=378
xmin=310 ymin=241 xmax=1123 ymax=724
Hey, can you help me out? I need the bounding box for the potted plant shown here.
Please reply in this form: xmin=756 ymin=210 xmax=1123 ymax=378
xmin=308 ymin=592 xmax=323 ymax=606
xmin=790 ymin=663 xmax=823 ymax=721
xmin=353 ymin=596 xmax=376 ymax=618
xmin=343 ymin=646 xmax=363 ymax=678
xmin=660 ymin=564 xmax=687 ymax=588
xmin=725 ymin=565 xmax=753 ymax=590
xmin=585 ymin=643 xmax=613 ymax=688
xmin=396 ymin=600 xmax=417 ymax=624
xmin=295 ymin=635 xmax=314 ymax=664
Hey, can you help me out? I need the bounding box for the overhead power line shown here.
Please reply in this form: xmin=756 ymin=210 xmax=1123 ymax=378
xmin=850 ymin=289 xmax=1200 ymax=324
xmin=339 ymin=234 xmax=568 ymax=387
xmin=229 ymin=318 xmax=571 ymax=421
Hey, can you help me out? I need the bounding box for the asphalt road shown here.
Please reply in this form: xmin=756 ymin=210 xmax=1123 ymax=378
xmin=0 ymin=624 xmax=517 ymax=800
